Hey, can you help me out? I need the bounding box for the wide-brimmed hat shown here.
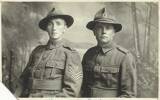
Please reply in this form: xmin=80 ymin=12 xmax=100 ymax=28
xmin=86 ymin=8 xmax=122 ymax=33
xmin=39 ymin=8 xmax=74 ymax=31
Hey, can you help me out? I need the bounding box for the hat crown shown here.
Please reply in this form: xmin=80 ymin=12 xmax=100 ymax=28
xmin=47 ymin=8 xmax=63 ymax=17
xmin=39 ymin=7 xmax=74 ymax=31
xmin=94 ymin=8 xmax=116 ymax=21
xmin=86 ymin=8 xmax=122 ymax=32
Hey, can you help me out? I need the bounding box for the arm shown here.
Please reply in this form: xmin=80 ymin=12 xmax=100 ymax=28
xmin=119 ymin=53 xmax=137 ymax=97
xmin=56 ymin=51 xmax=83 ymax=97
xmin=18 ymin=46 xmax=42 ymax=97
xmin=81 ymin=52 xmax=90 ymax=97
xmin=18 ymin=51 xmax=34 ymax=97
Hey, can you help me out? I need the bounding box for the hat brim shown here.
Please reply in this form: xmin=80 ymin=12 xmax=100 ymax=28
xmin=39 ymin=15 xmax=74 ymax=31
xmin=86 ymin=20 xmax=122 ymax=33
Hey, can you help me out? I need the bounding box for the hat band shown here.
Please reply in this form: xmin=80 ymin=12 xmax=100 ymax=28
xmin=94 ymin=18 xmax=117 ymax=24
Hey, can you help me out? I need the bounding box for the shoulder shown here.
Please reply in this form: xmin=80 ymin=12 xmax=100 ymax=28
xmin=31 ymin=45 xmax=46 ymax=55
xmin=115 ymin=45 xmax=135 ymax=60
xmin=62 ymin=42 xmax=81 ymax=65
xmin=85 ymin=46 xmax=98 ymax=54
xmin=63 ymin=45 xmax=77 ymax=52
xmin=115 ymin=45 xmax=135 ymax=62
xmin=116 ymin=45 xmax=129 ymax=54
xmin=82 ymin=46 xmax=99 ymax=60
xmin=62 ymin=39 xmax=78 ymax=53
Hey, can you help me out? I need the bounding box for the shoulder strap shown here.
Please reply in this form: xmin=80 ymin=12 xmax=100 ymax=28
xmin=116 ymin=46 xmax=129 ymax=54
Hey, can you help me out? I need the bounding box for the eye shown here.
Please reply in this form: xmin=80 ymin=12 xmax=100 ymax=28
xmin=56 ymin=21 xmax=61 ymax=26
xmin=48 ymin=22 xmax=52 ymax=26
xmin=94 ymin=25 xmax=102 ymax=30
xmin=105 ymin=25 xmax=114 ymax=30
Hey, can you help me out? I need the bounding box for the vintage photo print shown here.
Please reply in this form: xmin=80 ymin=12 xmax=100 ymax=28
xmin=1 ymin=1 xmax=159 ymax=99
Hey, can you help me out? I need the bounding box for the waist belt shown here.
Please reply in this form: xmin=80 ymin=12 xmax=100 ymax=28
xmin=29 ymin=78 xmax=62 ymax=91
xmin=86 ymin=65 xmax=119 ymax=73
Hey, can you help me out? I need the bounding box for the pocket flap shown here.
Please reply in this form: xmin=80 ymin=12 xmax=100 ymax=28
xmin=101 ymin=66 xmax=119 ymax=73
xmin=46 ymin=61 xmax=65 ymax=69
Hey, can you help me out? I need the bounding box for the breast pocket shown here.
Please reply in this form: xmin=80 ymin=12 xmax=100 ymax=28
xmin=100 ymin=65 xmax=120 ymax=88
xmin=45 ymin=60 xmax=65 ymax=79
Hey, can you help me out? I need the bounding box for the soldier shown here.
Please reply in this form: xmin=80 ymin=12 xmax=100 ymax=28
xmin=19 ymin=8 xmax=83 ymax=97
xmin=81 ymin=8 xmax=137 ymax=97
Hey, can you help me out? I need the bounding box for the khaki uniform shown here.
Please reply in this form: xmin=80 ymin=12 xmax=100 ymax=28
xmin=82 ymin=42 xmax=137 ymax=97
xmin=20 ymin=39 xmax=83 ymax=97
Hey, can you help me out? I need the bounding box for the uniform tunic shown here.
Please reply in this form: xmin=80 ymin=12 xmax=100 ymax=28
xmin=20 ymin=39 xmax=83 ymax=97
xmin=82 ymin=42 xmax=137 ymax=97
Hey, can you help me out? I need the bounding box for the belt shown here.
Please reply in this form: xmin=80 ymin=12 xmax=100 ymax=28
xmin=29 ymin=78 xmax=62 ymax=90
xmin=100 ymin=66 xmax=119 ymax=73
xmin=85 ymin=65 xmax=119 ymax=73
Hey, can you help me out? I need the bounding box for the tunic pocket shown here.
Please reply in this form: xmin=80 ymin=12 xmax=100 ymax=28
xmin=100 ymin=65 xmax=120 ymax=88
xmin=46 ymin=60 xmax=65 ymax=69
xmin=33 ymin=69 xmax=41 ymax=79
xmin=45 ymin=61 xmax=65 ymax=79
xmin=101 ymin=66 xmax=119 ymax=73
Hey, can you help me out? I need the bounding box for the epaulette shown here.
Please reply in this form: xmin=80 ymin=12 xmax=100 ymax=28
xmin=62 ymin=39 xmax=77 ymax=51
xmin=116 ymin=46 xmax=129 ymax=54
xmin=63 ymin=45 xmax=76 ymax=51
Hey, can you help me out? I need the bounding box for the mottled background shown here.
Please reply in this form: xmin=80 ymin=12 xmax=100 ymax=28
xmin=1 ymin=2 xmax=158 ymax=97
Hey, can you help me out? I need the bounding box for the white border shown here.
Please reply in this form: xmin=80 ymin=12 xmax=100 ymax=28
xmin=0 ymin=0 xmax=159 ymax=2
xmin=0 ymin=1 xmax=159 ymax=100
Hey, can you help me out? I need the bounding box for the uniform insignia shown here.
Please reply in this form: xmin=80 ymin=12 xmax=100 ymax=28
xmin=68 ymin=65 xmax=83 ymax=81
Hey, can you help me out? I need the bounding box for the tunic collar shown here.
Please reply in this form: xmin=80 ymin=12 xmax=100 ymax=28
xmin=46 ymin=38 xmax=64 ymax=50
xmin=98 ymin=41 xmax=116 ymax=54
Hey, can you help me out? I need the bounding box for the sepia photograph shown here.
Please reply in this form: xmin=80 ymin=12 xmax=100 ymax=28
xmin=1 ymin=2 xmax=158 ymax=98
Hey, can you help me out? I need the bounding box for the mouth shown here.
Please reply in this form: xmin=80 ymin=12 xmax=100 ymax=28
xmin=101 ymin=36 xmax=108 ymax=39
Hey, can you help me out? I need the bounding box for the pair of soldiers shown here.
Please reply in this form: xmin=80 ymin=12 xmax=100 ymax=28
xmin=19 ymin=7 xmax=137 ymax=97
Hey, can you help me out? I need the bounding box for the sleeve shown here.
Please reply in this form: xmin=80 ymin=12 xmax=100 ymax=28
xmin=81 ymin=52 xmax=90 ymax=97
xmin=56 ymin=51 xmax=83 ymax=97
xmin=119 ymin=53 xmax=137 ymax=97
xmin=18 ymin=46 xmax=40 ymax=97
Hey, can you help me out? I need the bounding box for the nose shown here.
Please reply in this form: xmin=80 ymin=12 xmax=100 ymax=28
xmin=51 ymin=23 xmax=57 ymax=30
xmin=102 ymin=27 xmax=107 ymax=34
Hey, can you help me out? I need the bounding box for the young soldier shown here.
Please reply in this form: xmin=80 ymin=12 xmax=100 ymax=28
xmin=19 ymin=8 xmax=83 ymax=97
xmin=82 ymin=8 xmax=137 ymax=97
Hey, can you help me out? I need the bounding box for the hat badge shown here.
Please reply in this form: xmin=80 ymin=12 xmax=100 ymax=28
xmin=102 ymin=8 xmax=108 ymax=18
xmin=86 ymin=7 xmax=122 ymax=32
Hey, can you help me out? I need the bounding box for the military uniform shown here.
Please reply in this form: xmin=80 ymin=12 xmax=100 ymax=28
xmin=82 ymin=42 xmax=136 ymax=97
xmin=82 ymin=7 xmax=137 ymax=98
xmin=20 ymin=39 xmax=83 ymax=97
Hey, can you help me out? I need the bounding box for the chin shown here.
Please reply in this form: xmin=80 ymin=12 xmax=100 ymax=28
xmin=51 ymin=35 xmax=60 ymax=39
xmin=51 ymin=37 xmax=59 ymax=40
xmin=100 ymin=39 xmax=109 ymax=43
xmin=51 ymin=37 xmax=61 ymax=40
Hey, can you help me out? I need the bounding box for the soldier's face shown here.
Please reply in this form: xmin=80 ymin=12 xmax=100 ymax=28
xmin=46 ymin=18 xmax=67 ymax=40
xmin=93 ymin=23 xmax=115 ymax=44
